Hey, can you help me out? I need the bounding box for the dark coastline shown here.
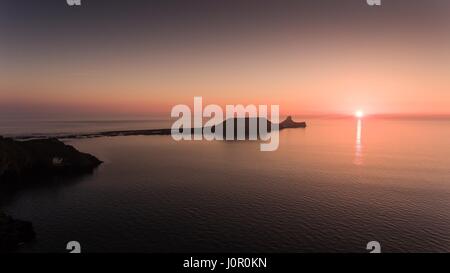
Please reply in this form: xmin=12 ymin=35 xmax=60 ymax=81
xmin=0 ymin=137 xmax=102 ymax=252
xmin=13 ymin=116 xmax=306 ymax=141
xmin=0 ymin=116 xmax=306 ymax=252
xmin=0 ymin=210 xmax=35 ymax=252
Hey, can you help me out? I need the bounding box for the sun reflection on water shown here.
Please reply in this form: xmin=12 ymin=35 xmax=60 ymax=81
xmin=354 ymin=118 xmax=363 ymax=165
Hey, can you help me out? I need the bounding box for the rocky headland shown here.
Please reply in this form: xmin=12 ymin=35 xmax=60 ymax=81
xmin=0 ymin=136 xmax=102 ymax=251
xmin=0 ymin=136 xmax=102 ymax=182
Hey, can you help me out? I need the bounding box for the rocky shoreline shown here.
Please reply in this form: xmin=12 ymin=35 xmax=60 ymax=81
xmin=0 ymin=136 xmax=102 ymax=251
xmin=0 ymin=136 xmax=102 ymax=182
xmin=0 ymin=210 xmax=35 ymax=252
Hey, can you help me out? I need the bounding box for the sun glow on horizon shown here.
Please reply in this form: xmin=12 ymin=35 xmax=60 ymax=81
xmin=355 ymin=110 xmax=364 ymax=118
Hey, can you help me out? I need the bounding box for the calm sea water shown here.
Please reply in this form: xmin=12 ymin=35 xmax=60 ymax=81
xmin=0 ymin=119 xmax=172 ymax=137
xmin=1 ymin=118 xmax=450 ymax=252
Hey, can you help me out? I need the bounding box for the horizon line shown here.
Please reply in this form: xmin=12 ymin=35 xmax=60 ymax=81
xmin=2 ymin=112 xmax=450 ymax=122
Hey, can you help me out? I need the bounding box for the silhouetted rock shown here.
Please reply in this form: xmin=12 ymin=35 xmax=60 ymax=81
xmin=279 ymin=116 xmax=307 ymax=129
xmin=205 ymin=117 xmax=270 ymax=139
xmin=208 ymin=116 xmax=306 ymax=138
xmin=0 ymin=210 xmax=35 ymax=252
xmin=0 ymin=137 xmax=101 ymax=251
xmin=0 ymin=136 xmax=102 ymax=182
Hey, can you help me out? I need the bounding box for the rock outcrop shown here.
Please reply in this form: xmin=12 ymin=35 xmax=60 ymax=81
xmin=207 ymin=116 xmax=306 ymax=138
xmin=0 ymin=210 xmax=35 ymax=252
xmin=0 ymin=137 xmax=101 ymax=251
xmin=279 ymin=116 xmax=307 ymax=129
xmin=0 ymin=136 xmax=102 ymax=182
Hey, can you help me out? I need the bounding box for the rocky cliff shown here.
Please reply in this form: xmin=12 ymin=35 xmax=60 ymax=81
xmin=0 ymin=136 xmax=102 ymax=182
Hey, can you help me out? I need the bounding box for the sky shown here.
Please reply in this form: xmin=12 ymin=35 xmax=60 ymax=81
xmin=1 ymin=0 xmax=450 ymax=119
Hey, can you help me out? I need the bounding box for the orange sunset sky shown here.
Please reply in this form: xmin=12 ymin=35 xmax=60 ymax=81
xmin=1 ymin=0 xmax=450 ymax=119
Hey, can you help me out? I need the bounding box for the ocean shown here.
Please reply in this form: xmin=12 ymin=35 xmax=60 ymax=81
xmin=1 ymin=118 xmax=450 ymax=252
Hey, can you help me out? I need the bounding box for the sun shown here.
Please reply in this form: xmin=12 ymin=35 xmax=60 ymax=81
xmin=355 ymin=110 xmax=364 ymax=118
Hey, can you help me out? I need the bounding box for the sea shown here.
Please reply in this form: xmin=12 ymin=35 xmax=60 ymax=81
xmin=1 ymin=117 xmax=449 ymax=252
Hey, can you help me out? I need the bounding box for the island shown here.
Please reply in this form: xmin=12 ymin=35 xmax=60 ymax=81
xmin=14 ymin=116 xmax=306 ymax=140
